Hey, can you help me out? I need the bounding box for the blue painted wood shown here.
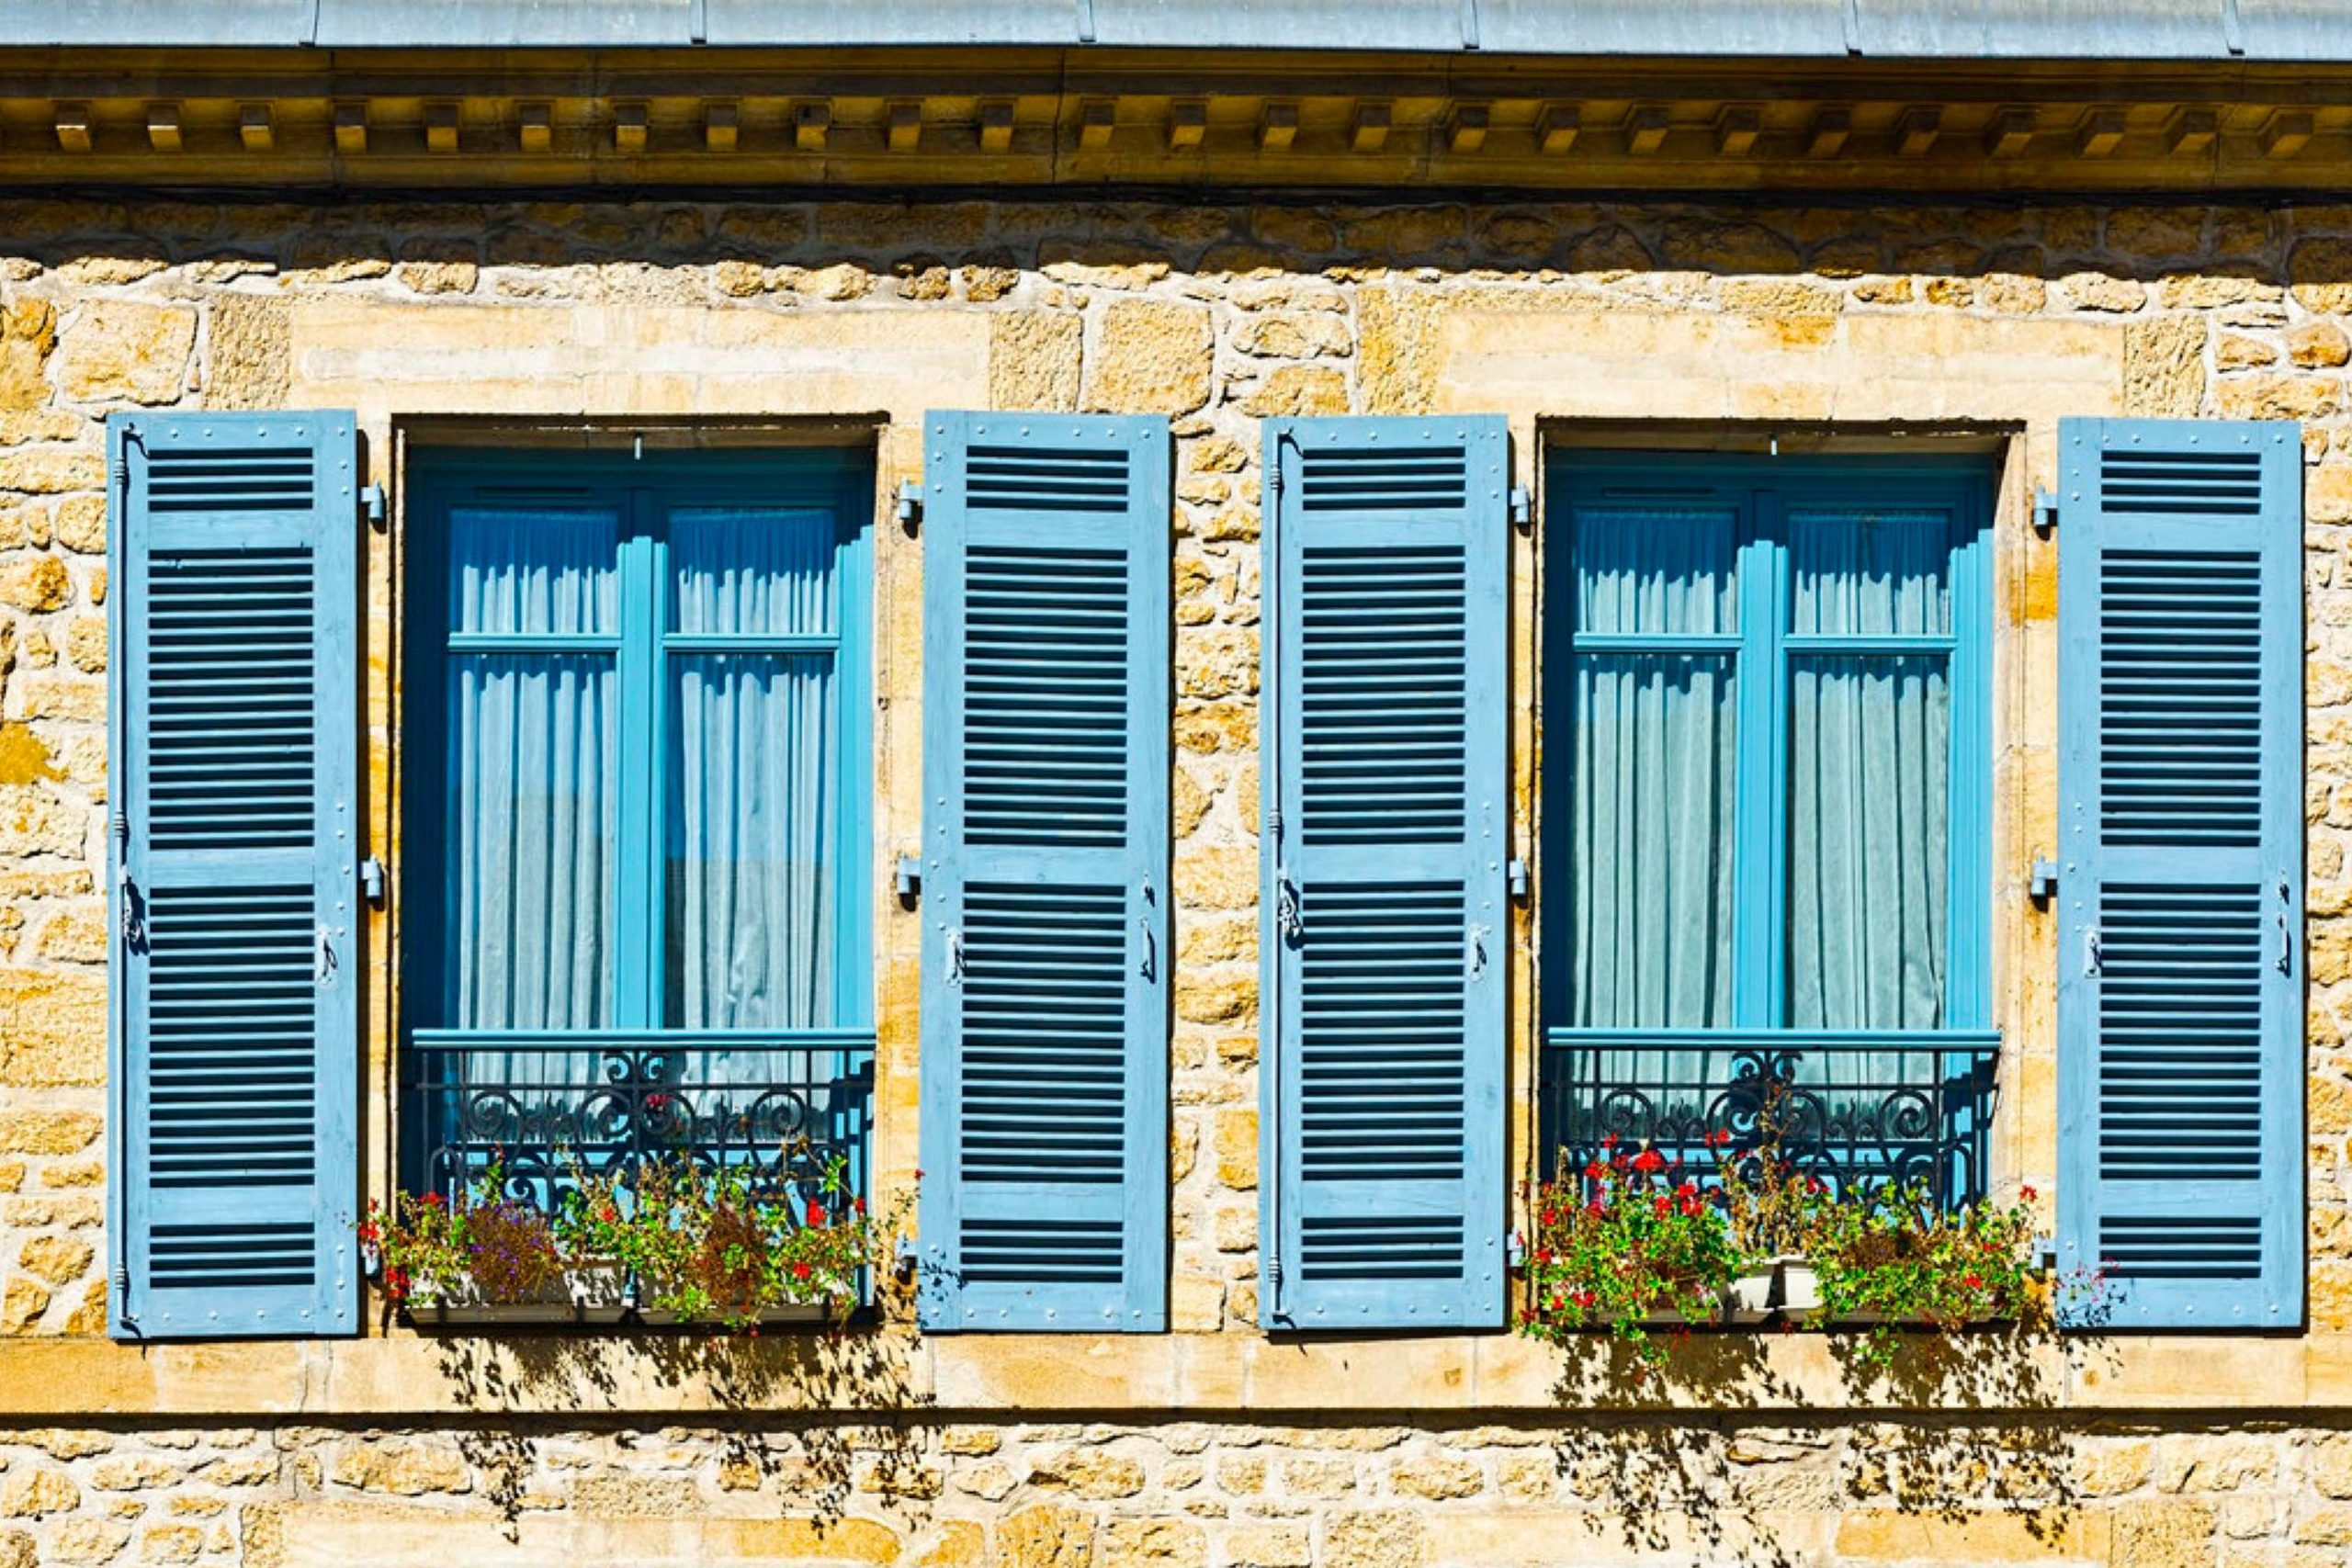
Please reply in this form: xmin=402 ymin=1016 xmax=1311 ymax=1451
xmin=108 ymin=411 xmax=361 ymax=1340
xmin=1260 ymin=414 xmax=1510 ymax=1330
xmin=918 ymin=412 xmax=1171 ymax=1332
xmin=2056 ymin=417 xmax=2304 ymax=1329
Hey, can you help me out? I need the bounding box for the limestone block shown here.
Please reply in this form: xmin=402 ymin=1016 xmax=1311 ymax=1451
xmin=999 ymin=1505 xmax=1095 ymax=1568
xmin=1102 ymin=1517 xmax=1207 ymax=1568
xmin=0 ymin=966 xmax=105 ymax=1086
xmin=0 ymin=300 xmax=55 ymax=411
xmin=0 ymin=447 xmax=103 ymax=494
xmin=1214 ymin=1109 xmax=1259 ymax=1189
xmin=56 ymin=301 xmax=195 ymax=405
xmin=325 ymin=1441 xmax=472 ymax=1496
xmin=1324 ymin=1509 xmax=1426 ymax=1568
xmin=1238 ymin=367 xmax=1347 ymax=418
xmin=0 ymin=1111 xmax=97 ymax=1156
xmin=990 ymin=312 xmax=1081 ymax=412
xmin=0 ymin=1466 xmax=77 ymax=1516
xmin=1087 ymin=300 xmax=1213 ymax=415
xmin=17 ymin=1235 xmax=92 ymax=1286
xmin=1028 ymin=1447 xmax=1146 ymax=1498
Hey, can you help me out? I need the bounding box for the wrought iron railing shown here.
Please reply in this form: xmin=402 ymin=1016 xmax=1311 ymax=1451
xmin=1538 ymin=1029 xmax=2000 ymax=1209
xmin=402 ymin=1029 xmax=876 ymax=1215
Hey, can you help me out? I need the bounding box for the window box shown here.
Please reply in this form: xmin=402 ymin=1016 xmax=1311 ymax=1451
xmin=410 ymin=1263 xmax=627 ymax=1328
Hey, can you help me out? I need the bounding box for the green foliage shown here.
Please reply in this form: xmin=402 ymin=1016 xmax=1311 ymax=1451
xmin=359 ymin=1164 xmax=562 ymax=1307
xmin=1517 ymin=1138 xmax=1745 ymax=1371
xmin=558 ymin=1153 xmax=900 ymax=1330
xmin=1804 ymin=1177 xmax=2041 ymax=1374
xmin=358 ymin=1152 xmax=911 ymax=1331
xmin=1517 ymin=1135 xmax=2051 ymax=1377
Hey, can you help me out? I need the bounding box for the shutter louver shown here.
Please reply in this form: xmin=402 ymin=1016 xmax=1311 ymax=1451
xmin=1261 ymin=416 xmax=1510 ymax=1329
xmin=110 ymin=412 xmax=361 ymax=1338
xmin=917 ymin=412 xmax=1170 ymax=1332
xmin=2056 ymin=416 xmax=2302 ymax=1329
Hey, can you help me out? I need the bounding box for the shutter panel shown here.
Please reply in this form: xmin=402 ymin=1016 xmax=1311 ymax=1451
xmin=2056 ymin=416 xmax=2302 ymax=1329
xmin=1260 ymin=415 xmax=1510 ymax=1329
xmin=108 ymin=412 xmax=362 ymax=1338
xmin=917 ymin=412 xmax=1170 ymax=1331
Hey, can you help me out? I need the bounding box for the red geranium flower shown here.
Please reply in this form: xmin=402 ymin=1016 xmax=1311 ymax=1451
xmin=1631 ymin=1147 xmax=1665 ymax=1174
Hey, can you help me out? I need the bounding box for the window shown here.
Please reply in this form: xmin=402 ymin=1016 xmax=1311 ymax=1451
xmin=1540 ymin=453 xmax=1994 ymax=1201
xmin=401 ymin=448 xmax=874 ymax=1204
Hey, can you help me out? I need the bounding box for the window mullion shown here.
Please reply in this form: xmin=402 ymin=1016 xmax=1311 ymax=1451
xmin=1728 ymin=490 xmax=1788 ymax=1029
xmin=613 ymin=490 xmax=662 ymax=1032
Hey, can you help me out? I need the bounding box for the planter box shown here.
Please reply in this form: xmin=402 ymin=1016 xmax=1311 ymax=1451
xmin=411 ymin=1265 xmax=625 ymax=1327
xmin=1770 ymin=1258 xmax=1821 ymax=1315
xmin=1721 ymin=1269 xmax=1775 ymax=1325
xmin=630 ymin=1300 xmax=839 ymax=1329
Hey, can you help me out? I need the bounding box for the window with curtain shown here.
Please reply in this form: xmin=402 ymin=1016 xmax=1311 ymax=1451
xmin=401 ymin=449 xmax=873 ymax=1203
xmin=1541 ymin=454 xmax=1994 ymax=1201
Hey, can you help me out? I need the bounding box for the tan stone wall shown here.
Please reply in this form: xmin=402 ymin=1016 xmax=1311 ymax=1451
xmin=0 ymin=194 xmax=2348 ymax=1358
xmin=0 ymin=1414 xmax=2347 ymax=1566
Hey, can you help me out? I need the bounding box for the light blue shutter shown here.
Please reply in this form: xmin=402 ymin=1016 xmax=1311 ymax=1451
xmin=2056 ymin=417 xmax=2302 ymax=1329
xmin=108 ymin=412 xmax=362 ymax=1338
xmin=917 ymin=412 xmax=1170 ymax=1331
xmin=1260 ymin=416 xmax=1510 ymax=1329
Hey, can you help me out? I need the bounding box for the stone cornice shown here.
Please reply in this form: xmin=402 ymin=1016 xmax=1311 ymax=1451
xmin=1 ymin=49 xmax=2351 ymax=192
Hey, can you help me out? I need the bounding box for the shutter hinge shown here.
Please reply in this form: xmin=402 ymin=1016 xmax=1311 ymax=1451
xmin=2032 ymin=487 xmax=2059 ymax=536
xmin=360 ymin=856 xmax=387 ymax=906
xmin=2029 ymin=856 xmax=2058 ymax=905
xmin=1509 ymin=485 xmax=1532 ymax=532
xmin=895 ymin=853 xmax=922 ymax=903
xmin=1506 ymin=1231 xmax=1526 ymax=1269
xmin=361 ymin=483 xmax=388 ymax=532
xmin=896 ymin=479 xmax=922 ymax=533
xmin=1507 ymin=855 xmax=1530 ymax=902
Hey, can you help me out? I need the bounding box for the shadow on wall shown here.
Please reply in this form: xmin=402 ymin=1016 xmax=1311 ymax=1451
xmin=424 ymin=1304 xmax=933 ymax=1541
xmin=0 ymin=195 xmax=2337 ymax=293
xmin=1541 ymin=1325 xmax=2131 ymax=1568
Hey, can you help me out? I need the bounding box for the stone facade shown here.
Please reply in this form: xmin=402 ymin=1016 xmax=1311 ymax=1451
xmin=0 ymin=191 xmax=2348 ymax=1560
xmin=0 ymin=1416 xmax=2350 ymax=1566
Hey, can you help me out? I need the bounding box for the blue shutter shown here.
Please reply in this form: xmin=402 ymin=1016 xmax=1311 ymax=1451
xmin=1260 ymin=416 xmax=1510 ymax=1329
xmin=917 ymin=412 xmax=1170 ymax=1331
xmin=107 ymin=412 xmax=362 ymax=1338
xmin=2056 ymin=417 xmax=2302 ymax=1329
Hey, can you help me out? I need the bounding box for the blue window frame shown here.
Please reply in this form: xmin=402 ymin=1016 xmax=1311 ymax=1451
xmin=1540 ymin=452 xmax=1996 ymax=1202
xmin=399 ymin=446 xmax=875 ymax=1209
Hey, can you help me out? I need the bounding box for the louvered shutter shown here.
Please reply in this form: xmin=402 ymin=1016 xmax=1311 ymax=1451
xmin=1259 ymin=416 xmax=1510 ymax=1329
xmin=2056 ymin=417 xmax=2302 ymax=1329
xmin=916 ymin=412 xmax=1170 ymax=1331
xmin=108 ymin=412 xmax=362 ymax=1338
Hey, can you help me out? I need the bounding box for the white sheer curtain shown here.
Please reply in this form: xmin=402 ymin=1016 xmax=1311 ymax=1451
xmin=1569 ymin=507 xmax=1739 ymax=1032
xmin=445 ymin=507 xmax=619 ymax=1050
xmin=664 ymin=509 xmax=841 ymax=1072
xmin=1785 ymin=509 xmax=1951 ymax=1032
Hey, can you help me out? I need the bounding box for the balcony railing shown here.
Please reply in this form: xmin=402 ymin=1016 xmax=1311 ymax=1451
xmin=402 ymin=1029 xmax=876 ymax=1215
xmin=1539 ymin=1029 xmax=2000 ymax=1209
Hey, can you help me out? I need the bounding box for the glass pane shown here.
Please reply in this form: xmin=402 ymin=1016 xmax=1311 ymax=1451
xmin=449 ymin=507 xmax=620 ymax=636
xmin=665 ymin=652 xmax=838 ymax=1031
xmin=1571 ymin=506 xmax=1739 ymax=635
xmin=672 ymin=507 xmax=839 ymax=635
xmin=1788 ymin=507 xmax=1953 ymax=636
xmin=1786 ymin=654 xmax=1950 ymax=1029
xmin=445 ymin=652 xmax=617 ymax=1032
xmin=1568 ymin=652 xmax=1736 ymax=1028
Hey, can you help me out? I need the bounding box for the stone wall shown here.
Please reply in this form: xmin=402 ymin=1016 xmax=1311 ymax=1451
xmin=0 ymin=192 xmax=2348 ymax=1356
xmin=0 ymin=1413 xmax=2349 ymax=1566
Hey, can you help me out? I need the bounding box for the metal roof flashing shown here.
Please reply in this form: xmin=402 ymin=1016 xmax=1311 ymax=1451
xmin=3 ymin=0 xmax=2344 ymax=60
